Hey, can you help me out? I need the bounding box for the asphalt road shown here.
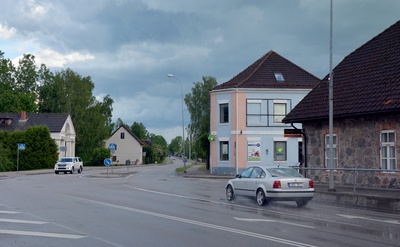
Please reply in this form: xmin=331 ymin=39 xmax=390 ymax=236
xmin=1 ymin=161 xmax=399 ymax=247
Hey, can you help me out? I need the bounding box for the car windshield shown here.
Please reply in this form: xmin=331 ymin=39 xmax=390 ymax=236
xmin=266 ymin=168 xmax=303 ymax=178
xmin=60 ymin=158 xmax=73 ymax=162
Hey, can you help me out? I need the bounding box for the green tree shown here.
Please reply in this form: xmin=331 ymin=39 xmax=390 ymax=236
xmin=0 ymin=126 xmax=58 ymax=171
xmin=91 ymin=147 xmax=111 ymax=166
xmin=130 ymin=122 xmax=148 ymax=140
xmin=184 ymin=76 xmax=218 ymax=168
xmin=0 ymin=51 xmax=40 ymax=112
xmin=169 ymin=136 xmax=182 ymax=156
xmin=38 ymin=69 xmax=114 ymax=162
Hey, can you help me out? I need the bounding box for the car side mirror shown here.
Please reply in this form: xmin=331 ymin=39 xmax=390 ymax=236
xmin=235 ymin=174 xmax=241 ymax=178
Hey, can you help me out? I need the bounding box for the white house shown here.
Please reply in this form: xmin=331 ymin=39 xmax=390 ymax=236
xmin=0 ymin=111 xmax=76 ymax=160
xmin=105 ymin=125 xmax=143 ymax=165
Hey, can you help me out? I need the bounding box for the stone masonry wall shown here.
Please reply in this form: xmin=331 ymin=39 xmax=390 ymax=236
xmin=303 ymin=113 xmax=400 ymax=189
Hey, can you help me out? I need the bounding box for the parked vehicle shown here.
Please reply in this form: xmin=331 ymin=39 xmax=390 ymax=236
xmin=54 ymin=157 xmax=83 ymax=174
xmin=226 ymin=166 xmax=314 ymax=207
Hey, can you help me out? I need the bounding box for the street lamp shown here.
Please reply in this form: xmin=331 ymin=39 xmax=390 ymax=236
xmin=167 ymin=74 xmax=186 ymax=173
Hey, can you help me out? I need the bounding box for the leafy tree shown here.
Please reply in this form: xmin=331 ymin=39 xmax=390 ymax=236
xmin=0 ymin=126 xmax=58 ymax=171
xmin=91 ymin=147 xmax=111 ymax=166
xmin=169 ymin=136 xmax=182 ymax=155
xmin=0 ymin=51 xmax=40 ymax=112
xmin=0 ymin=132 xmax=14 ymax=172
xmin=184 ymin=76 xmax=218 ymax=168
xmin=38 ymin=69 xmax=114 ymax=162
xmin=130 ymin=122 xmax=148 ymax=140
xmin=151 ymin=135 xmax=167 ymax=150
xmin=0 ymin=51 xmax=114 ymax=167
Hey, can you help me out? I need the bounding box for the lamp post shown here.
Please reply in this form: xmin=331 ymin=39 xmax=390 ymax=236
xmin=167 ymin=74 xmax=187 ymax=173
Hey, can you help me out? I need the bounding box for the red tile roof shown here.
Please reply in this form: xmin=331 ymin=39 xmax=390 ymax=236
xmin=283 ymin=20 xmax=400 ymax=123
xmin=212 ymin=50 xmax=320 ymax=90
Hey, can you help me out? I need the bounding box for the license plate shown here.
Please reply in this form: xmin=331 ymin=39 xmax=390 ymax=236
xmin=288 ymin=182 xmax=302 ymax=187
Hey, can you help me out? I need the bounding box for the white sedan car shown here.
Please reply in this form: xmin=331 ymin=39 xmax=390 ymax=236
xmin=226 ymin=166 xmax=314 ymax=207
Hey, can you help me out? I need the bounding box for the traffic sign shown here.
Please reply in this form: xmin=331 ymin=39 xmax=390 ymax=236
xmin=104 ymin=158 xmax=112 ymax=166
xmin=18 ymin=143 xmax=26 ymax=150
xmin=109 ymin=143 xmax=116 ymax=149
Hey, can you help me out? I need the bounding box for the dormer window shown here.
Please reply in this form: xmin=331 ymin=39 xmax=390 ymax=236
xmin=274 ymin=73 xmax=285 ymax=82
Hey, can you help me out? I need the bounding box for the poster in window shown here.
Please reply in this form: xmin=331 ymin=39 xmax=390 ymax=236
xmin=222 ymin=143 xmax=228 ymax=154
xmin=248 ymin=142 xmax=261 ymax=161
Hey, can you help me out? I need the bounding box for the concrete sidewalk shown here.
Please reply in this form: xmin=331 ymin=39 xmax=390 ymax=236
xmin=180 ymin=164 xmax=400 ymax=214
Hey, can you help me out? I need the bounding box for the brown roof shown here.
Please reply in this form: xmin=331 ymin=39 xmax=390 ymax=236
xmin=0 ymin=113 xmax=70 ymax=132
xmin=212 ymin=50 xmax=320 ymax=90
xmin=111 ymin=124 xmax=143 ymax=146
xmin=283 ymin=20 xmax=400 ymax=123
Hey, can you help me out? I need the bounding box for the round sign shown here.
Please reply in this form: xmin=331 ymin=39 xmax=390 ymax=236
xmin=104 ymin=158 xmax=112 ymax=166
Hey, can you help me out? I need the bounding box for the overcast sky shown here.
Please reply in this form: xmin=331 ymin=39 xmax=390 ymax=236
xmin=1 ymin=0 xmax=399 ymax=143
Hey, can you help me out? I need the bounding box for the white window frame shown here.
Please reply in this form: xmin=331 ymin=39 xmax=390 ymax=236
xmin=273 ymin=100 xmax=287 ymax=123
xmin=380 ymin=130 xmax=396 ymax=170
xmin=325 ymin=134 xmax=338 ymax=168
xmin=247 ymin=99 xmax=262 ymax=126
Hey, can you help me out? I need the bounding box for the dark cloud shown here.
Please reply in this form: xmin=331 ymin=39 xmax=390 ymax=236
xmin=1 ymin=0 xmax=399 ymax=142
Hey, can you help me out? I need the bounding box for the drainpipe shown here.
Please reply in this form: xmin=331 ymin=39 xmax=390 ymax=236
xmin=291 ymin=122 xmax=307 ymax=174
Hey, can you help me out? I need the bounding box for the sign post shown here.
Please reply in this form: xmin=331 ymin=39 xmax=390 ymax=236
xmin=104 ymin=158 xmax=112 ymax=177
xmin=17 ymin=143 xmax=26 ymax=173
xmin=108 ymin=143 xmax=116 ymax=173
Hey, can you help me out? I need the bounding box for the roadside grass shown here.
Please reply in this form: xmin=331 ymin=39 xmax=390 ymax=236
xmin=175 ymin=162 xmax=206 ymax=173
xmin=176 ymin=164 xmax=193 ymax=173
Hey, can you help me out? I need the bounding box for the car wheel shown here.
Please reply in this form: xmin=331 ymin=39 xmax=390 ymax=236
xmin=78 ymin=167 xmax=82 ymax=173
xmin=55 ymin=171 xmax=59 ymax=174
xmin=256 ymin=189 xmax=267 ymax=206
xmin=296 ymin=200 xmax=308 ymax=207
xmin=226 ymin=185 xmax=234 ymax=201
xmin=70 ymin=167 xmax=74 ymax=174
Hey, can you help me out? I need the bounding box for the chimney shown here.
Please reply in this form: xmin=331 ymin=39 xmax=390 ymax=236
xmin=20 ymin=111 xmax=27 ymax=122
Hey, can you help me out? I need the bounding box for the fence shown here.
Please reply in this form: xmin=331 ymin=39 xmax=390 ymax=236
xmin=297 ymin=167 xmax=400 ymax=193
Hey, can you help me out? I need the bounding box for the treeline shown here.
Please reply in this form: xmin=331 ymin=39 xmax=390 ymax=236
xmin=0 ymin=51 xmax=112 ymax=170
xmin=0 ymin=51 xmax=170 ymax=171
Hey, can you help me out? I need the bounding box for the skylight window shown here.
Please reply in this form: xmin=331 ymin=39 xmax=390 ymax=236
xmin=274 ymin=73 xmax=285 ymax=82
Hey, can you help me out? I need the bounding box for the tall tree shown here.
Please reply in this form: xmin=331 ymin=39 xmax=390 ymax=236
xmin=0 ymin=51 xmax=40 ymax=112
xmin=169 ymin=136 xmax=182 ymax=156
xmin=130 ymin=122 xmax=148 ymax=140
xmin=184 ymin=76 xmax=217 ymax=167
xmin=38 ymin=68 xmax=114 ymax=161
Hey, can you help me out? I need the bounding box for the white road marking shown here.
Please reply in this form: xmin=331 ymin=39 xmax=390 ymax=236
xmin=0 ymin=218 xmax=47 ymax=224
xmin=234 ymin=217 xmax=315 ymax=229
xmin=128 ymin=186 xmax=361 ymax=228
xmin=0 ymin=210 xmax=19 ymax=214
xmin=66 ymin=195 xmax=317 ymax=247
xmin=337 ymin=214 xmax=400 ymax=225
xmin=0 ymin=229 xmax=86 ymax=239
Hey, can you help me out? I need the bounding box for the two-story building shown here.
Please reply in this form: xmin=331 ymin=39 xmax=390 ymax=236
xmin=105 ymin=125 xmax=143 ymax=165
xmin=210 ymin=51 xmax=320 ymax=175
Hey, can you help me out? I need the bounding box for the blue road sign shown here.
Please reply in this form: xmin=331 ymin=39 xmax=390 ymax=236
xmin=18 ymin=143 xmax=26 ymax=150
xmin=109 ymin=143 xmax=116 ymax=150
xmin=104 ymin=158 xmax=112 ymax=166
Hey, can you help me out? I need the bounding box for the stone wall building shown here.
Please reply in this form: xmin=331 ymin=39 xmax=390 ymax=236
xmin=283 ymin=21 xmax=400 ymax=189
